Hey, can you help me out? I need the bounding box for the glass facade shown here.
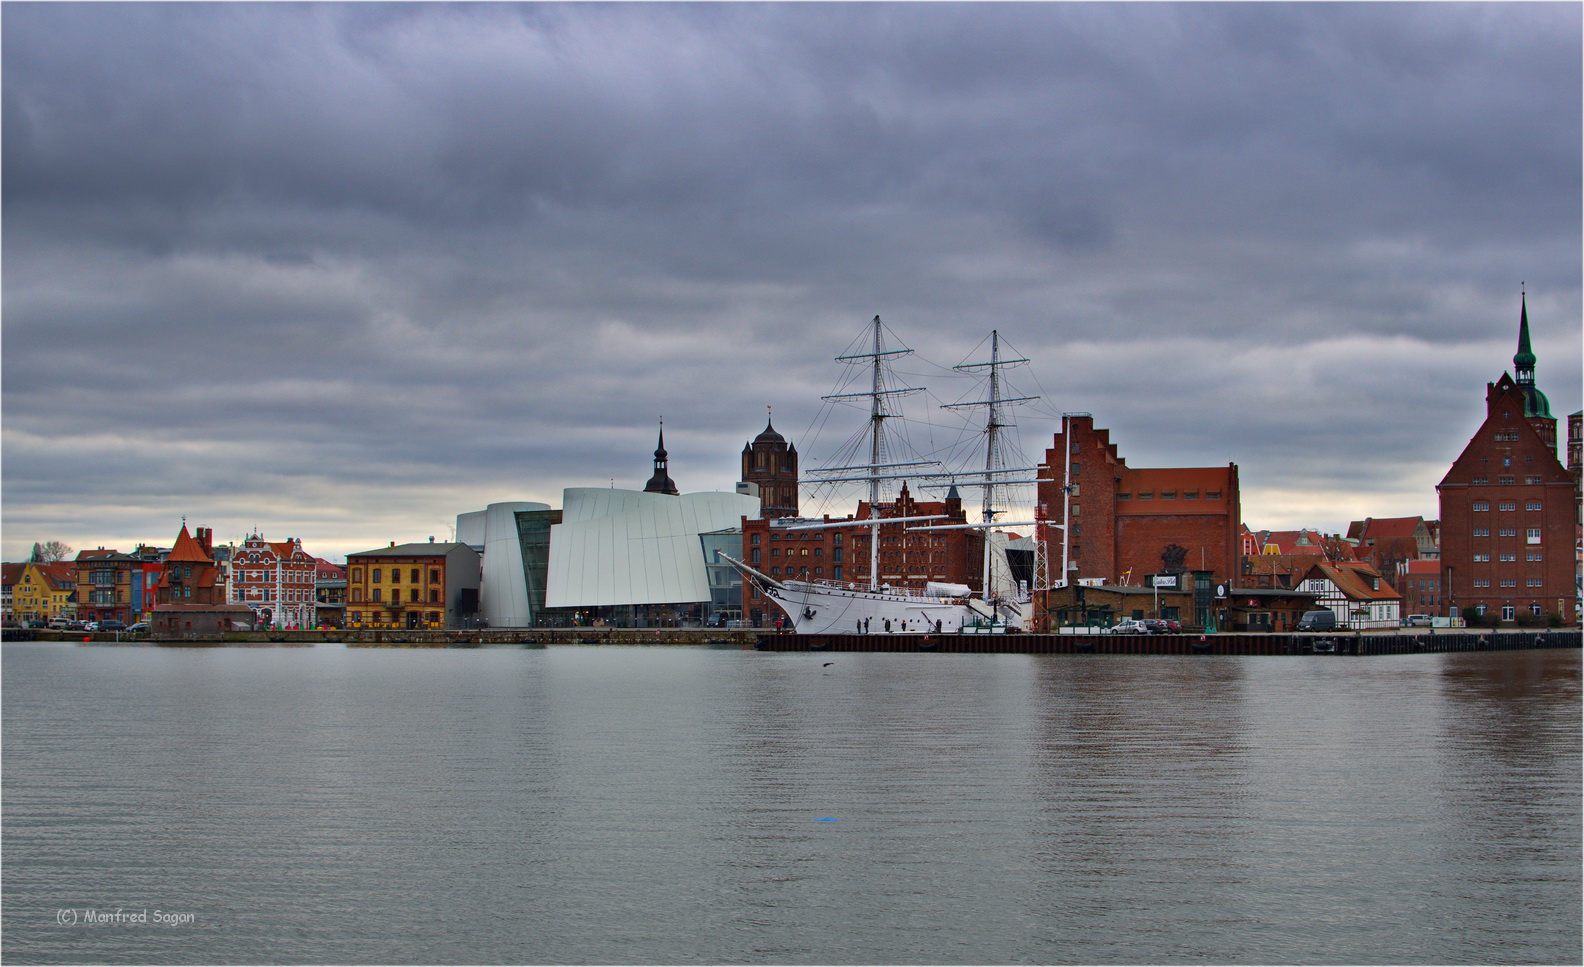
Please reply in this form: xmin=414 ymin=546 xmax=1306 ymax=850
xmin=514 ymin=509 xmax=563 ymax=624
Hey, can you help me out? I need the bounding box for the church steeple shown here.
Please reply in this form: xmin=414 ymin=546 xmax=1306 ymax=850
xmin=1514 ymin=289 xmax=1537 ymax=382
xmin=1512 ymin=288 xmax=1552 ymax=420
xmin=643 ymin=422 xmax=679 ymax=496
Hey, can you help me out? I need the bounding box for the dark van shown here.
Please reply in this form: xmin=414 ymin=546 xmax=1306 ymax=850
xmin=1296 ymin=610 xmax=1338 ymax=632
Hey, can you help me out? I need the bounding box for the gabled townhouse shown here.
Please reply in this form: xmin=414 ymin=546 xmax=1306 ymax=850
xmin=231 ymin=534 xmax=321 ymax=629
xmin=14 ymin=562 xmax=79 ymax=622
xmin=1297 ymin=560 xmax=1402 ymax=630
xmin=1347 ymin=516 xmax=1439 ymax=579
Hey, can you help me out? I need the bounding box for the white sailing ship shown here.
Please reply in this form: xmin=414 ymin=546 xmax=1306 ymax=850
xmin=720 ymin=316 xmax=1045 ymax=635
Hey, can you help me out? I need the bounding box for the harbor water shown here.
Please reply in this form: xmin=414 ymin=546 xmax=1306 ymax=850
xmin=3 ymin=643 xmax=1579 ymax=965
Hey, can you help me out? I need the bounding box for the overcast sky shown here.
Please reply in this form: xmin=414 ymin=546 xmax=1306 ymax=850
xmin=4 ymin=2 xmax=1580 ymax=563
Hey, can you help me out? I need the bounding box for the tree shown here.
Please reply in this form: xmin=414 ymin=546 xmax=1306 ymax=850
xmin=28 ymin=540 xmax=72 ymax=563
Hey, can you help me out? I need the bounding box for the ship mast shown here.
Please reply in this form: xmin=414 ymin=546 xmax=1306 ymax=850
xmin=938 ymin=330 xmax=1039 ymax=598
xmin=809 ymin=315 xmax=932 ymax=588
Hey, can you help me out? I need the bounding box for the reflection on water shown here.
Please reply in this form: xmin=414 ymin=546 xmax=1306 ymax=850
xmin=3 ymin=644 xmax=1578 ymax=965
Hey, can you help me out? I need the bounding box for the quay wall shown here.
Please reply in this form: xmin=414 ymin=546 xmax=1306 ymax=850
xmin=754 ymin=629 xmax=1582 ymax=656
xmin=4 ymin=627 xmax=1579 ymax=655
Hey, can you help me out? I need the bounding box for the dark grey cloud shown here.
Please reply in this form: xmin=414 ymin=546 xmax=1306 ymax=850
xmin=3 ymin=2 xmax=1579 ymax=560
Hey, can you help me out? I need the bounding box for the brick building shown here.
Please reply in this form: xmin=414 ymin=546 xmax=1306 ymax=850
xmin=231 ymin=534 xmax=320 ymax=629
xmin=1397 ymin=559 xmax=1442 ymax=617
xmin=1437 ymin=296 xmax=1576 ymax=624
xmin=738 ymin=482 xmax=981 ymax=627
xmin=1346 ymin=516 xmax=1438 ymax=577
xmin=346 ymin=540 xmax=481 ymax=630
xmin=151 ymin=523 xmax=255 ymax=636
xmin=741 ymin=414 xmax=799 ymax=520
xmin=1036 ymin=414 xmax=1241 ymax=588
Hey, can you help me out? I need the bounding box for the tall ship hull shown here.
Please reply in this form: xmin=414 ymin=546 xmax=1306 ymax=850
xmin=720 ymin=553 xmax=1024 ymax=634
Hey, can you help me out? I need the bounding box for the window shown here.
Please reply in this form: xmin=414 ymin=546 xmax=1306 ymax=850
xmin=771 ymin=548 xmax=780 ymax=557
xmin=1473 ymin=528 xmax=1489 ymax=537
xmin=750 ymin=549 xmax=760 ymax=564
xmin=429 ymin=589 xmax=439 ymax=603
xmin=1473 ymin=553 xmax=1489 ymax=562
xmin=392 ymin=569 xmax=401 ymax=583
xmin=1184 ymin=491 xmax=1198 ymax=500
xmin=1472 ymin=501 xmax=1489 ymax=512
xmin=1527 ymin=552 xmax=1543 ymax=562
xmin=751 ymin=533 xmax=761 ymax=545
xmin=1498 ymin=476 xmax=1514 ymax=485
xmin=1071 ymin=504 xmax=1081 ymax=516
xmin=1526 ymin=501 xmax=1542 ymax=511
xmin=1206 ymin=491 xmax=1222 ymax=499
xmin=1071 ymin=463 xmax=1081 ymax=475
xmin=1161 ymin=491 xmax=1176 ymax=500
xmin=410 ymin=569 xmax=420 ymax=583
xmin=1527 ymin=578 xmax=1542 ymax=587
xmin=1498 ymin=501 xmax=1516 ymax=512
xmin=1138 ymin=492 xmax=1154 ymax=501
xmin=1526 ymin=476 xmax=1542 ymax=485
xmin=1473 ymin=579 xmax=1490 ymax=588
xmin=372 ymin=568 xmax=381 ymax=583
xmin=833 ymin=566 xmax=842 ymax=580
xmin=1502 ymin=605 xmax=1515 ymax=621
xmin=351 ymin=568 xmax=362 ymax=583
xmin=1499 ymin=553 xmax=1516 ymax=562
xmin=1500 ymin=528 xmax=1517 ymax=537
xmin=1501 ymin=579 xmax=1516 ymax=588
xmin=430 ymin=569 xmax=439 ymax=582
xmin=372 ymin=589 xmax=381 ymax=602
xmin=1118 ymin=493 xmax=1132 ymax=500
xmin=1472 ymin=477 xmax=1488 ymax=485
xmin=1527 ymin=528 xmax=1541 ymax=545
xmin=409 ymin=589 xmax=419 ymax=602
xmin=1531 ymin=603 xmax=1543 ymax=616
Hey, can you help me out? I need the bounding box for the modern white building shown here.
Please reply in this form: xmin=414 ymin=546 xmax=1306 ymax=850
xmin=455 ymin=428 xmax=762 ymax=627
xmin=458 ymin=501 xmax=551 ymax=628
xmin=544 ymin=487 xmax=760 ymax=610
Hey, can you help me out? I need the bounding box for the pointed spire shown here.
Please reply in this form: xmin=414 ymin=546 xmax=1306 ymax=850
xmin=1514 ymin=286 xmax=1536 ymax=380
xmin=643 ymin=420 xmax=679 ymax=495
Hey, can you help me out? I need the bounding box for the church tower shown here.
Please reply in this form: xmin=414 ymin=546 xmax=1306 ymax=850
xmin=643 ymin=425 xmax=679 ymax=496
xmin=1512 ymin=291 xmax=1556 ymax=448
xmin=742 ymin=410 xmax=799 ymax=519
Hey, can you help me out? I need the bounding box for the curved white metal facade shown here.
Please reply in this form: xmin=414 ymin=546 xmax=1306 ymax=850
xmin=484 ymin=501 xmax=548 ymax=627
xmin=545 ymin=488 xmax=761 ymax=608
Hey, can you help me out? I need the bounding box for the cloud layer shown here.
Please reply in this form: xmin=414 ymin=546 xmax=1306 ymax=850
xmin=4 ymin=3 xmax=1579 ymax=561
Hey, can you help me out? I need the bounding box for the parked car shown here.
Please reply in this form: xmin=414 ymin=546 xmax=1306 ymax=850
xmin=82 ymin=622 xmax=100 ymax=632
xmin=126 ymin=622 xmax=150 ymax=635
xmin=48 ymin=616 xmax=83 ymax=630
xmin=1160 ymin=619 xmax=1182 ymax=633
xmin=1403 ymin=614 xmax=1432 ymax=628
xmin=1296 ymin=610 xmax=1338 ymax=632
xmin=1111 ymin=618 xmax=1150 ymax=634
xmin=97 ymin=620 xmax=127 ymax=632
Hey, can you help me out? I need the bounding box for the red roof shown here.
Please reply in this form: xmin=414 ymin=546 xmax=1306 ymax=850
xmin=166 ymin=525 xmax=213 ymax=564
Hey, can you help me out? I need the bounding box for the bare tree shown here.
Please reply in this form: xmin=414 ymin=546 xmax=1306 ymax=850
xmin=28 ymin=540 xmax=72 ymax=563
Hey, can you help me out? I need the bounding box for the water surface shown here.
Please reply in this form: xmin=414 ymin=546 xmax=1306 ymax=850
xmin=4 ymin=644 xmax=1578 ymax=964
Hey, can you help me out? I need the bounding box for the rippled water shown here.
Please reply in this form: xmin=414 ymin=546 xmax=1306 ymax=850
xmin=3 ymin=643 xmax=1579 ymax=965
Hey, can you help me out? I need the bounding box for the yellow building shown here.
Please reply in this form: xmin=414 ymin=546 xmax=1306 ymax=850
xmin=14 ymin=562 xmax=78 ymax=621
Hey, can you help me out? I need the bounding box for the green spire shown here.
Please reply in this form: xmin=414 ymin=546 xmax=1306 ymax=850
xmin=1511 ymin=289 xmax=1551 ymax=419
xmin=1514 ymin=291 xmax=1536 ymax=378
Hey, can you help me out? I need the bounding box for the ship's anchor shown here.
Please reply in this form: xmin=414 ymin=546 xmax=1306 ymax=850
xmin=803 ymin=607 xmax=817 ymax=620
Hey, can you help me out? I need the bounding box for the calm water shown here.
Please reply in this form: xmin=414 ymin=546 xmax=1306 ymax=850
xmin=2 ymin=643 xmax=1579 ymax=965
